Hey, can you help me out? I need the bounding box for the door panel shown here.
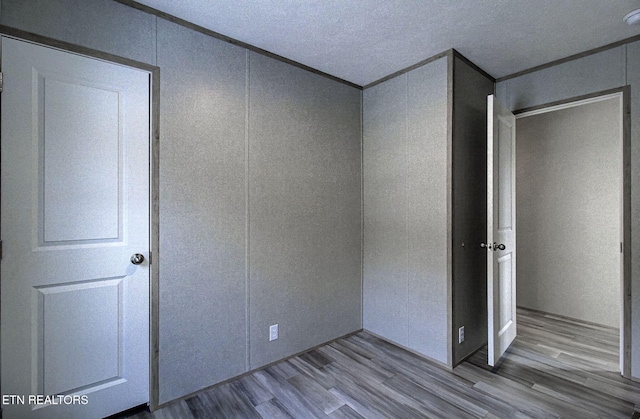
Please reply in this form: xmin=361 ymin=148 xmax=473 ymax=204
xmin=39 ymin=277 xmax=123 ymax=396
xmin=487 ymin=94 xmax=517 ymax=367
xmin=41 ymin=76 xmax=122 ymax=243
xmin=1 ymin=37 xmax=150 ymax=419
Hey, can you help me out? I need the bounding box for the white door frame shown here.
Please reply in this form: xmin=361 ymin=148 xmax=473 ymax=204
xmin=514 ymin=88 xmax=631 ymax=377
xmin=0 ymin=26 xmax=161 ymax=411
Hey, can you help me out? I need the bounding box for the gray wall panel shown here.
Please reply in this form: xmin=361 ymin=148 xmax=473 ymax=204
xmin=248 ymin=52 xmax=362 ymax=369
xmin=363 ymin=75 xmax=409 ymax=345
xmin=156 ymin=19 xmax=248 ymax=403
xmin=516 ymin=98 xmax=621 ymax=328
xmin=451 ymin=57 xmax=494 ymax=364
xmin=363 ymin=58 xmax=449 ymax=364
xmin=406 ymin=60 xmax=449 ymax=363
xmin=626 ymin=41 xmax=640 ymax=379
xmin=1 ymin=0 xmax=156 ymax=65
xmin=501 ymin=47 xmax=625 ymax=111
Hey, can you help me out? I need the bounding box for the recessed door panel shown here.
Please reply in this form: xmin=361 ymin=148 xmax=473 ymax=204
xmin=498 ymin=254 xmax=513 ymax=335
xmin=38 ymin=277 xmax=123 ymax=396
xmin=498 ymin=118 xmax=513 ymax=231
xmin=40 ymin=75 xmax=123 ymax=244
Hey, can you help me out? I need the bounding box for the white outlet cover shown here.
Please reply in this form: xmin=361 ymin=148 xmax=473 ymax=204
xmin=269 ymin=324 xmax=278 ymax=341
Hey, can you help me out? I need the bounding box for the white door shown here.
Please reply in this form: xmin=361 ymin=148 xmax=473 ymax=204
xmin=1 ymin=37 xmax=150 ymax=419
xmin=486 ymin=94 xmax=517 ymax=367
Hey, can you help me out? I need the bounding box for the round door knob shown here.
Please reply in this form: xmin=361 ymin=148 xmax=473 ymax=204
xmin=130 ymin=253 xmax=145 ymax=265
xmin=480 ymin=242 xmax=492 ymax=250
xmin=494 ymin=243 xmax=506 ymax=251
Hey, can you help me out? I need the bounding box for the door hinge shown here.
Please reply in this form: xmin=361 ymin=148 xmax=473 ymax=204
xmin=0 ymin=240 xmax=3 ymax=260
xmin=621 ymin=242 xmax=624 ymax=253
xmin=148 ymin=251 xmax=152 ymax=265
xmin=0 ymin=72 xmax=4 ymax=93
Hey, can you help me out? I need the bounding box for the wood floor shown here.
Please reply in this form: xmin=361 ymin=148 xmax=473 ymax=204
xmin=119 ymin=308 xmax=640 ymax=418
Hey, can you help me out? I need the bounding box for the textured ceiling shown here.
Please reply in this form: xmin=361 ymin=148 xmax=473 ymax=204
xmin=133 ymin=0 xmax=640 ymax=86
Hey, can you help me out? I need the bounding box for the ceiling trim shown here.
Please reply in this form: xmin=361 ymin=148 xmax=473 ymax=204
xmin=115 ymin=0 xmax=363 ymax=90
xmin=496 ymin=33 xmax=640 ymax=83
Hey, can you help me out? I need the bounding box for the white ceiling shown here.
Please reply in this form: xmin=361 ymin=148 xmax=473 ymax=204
xmin=134 ymin=0 xmax=640 ymax=86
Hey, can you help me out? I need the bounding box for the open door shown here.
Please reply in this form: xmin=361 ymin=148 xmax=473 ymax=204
xmin=486 ymin=94 xmax=517 ymax=367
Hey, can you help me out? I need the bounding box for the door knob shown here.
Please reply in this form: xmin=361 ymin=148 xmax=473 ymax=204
xmin=481 ymin=242 xmax=506 ymax=251
xmin=130 ymin=253 xmax=145 ymax=265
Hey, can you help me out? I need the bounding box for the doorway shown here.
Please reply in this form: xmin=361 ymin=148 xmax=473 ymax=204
xmin=514 ymin=91 xmax=629 ymax=375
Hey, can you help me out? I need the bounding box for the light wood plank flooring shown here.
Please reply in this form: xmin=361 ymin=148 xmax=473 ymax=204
xmin=118 ymin=308 xmax=640 ymax=418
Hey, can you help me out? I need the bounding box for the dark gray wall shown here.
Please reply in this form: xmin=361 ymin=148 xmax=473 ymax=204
xmin=363 ymin=57 xmax=449 ymax=365
xmin=451 ymin=57 xmax=494 ymax=365
xmin=516 ymin=98 xmax=621 ymax=328
xmin=496 ymin=43 xmax=639 ymax=379
xmin=1 ymin=0 xmax=363 ymax=405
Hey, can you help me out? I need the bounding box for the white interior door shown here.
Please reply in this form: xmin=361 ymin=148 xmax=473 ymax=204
xmin=486 ymin=94 xmax=517 ymax=367
xmin=1 ymin=37 xmax=150 ymax=419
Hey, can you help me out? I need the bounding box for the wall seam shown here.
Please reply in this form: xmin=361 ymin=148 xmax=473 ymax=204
xmin=405 ymin=73 xmax=410 ymax=346
xmin=360 ymin=89 xmax=365 ymax=329
xmin=446 ymin=53 xmax=454 ymax=367
xmin=245 ymin=49 xmax=251 ymax=371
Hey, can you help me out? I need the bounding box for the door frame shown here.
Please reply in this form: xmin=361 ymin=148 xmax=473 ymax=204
xmin=514 ymin=87 xmax=631 ymax=378
xmin=0 ymin=26 xmax=162 ymax=410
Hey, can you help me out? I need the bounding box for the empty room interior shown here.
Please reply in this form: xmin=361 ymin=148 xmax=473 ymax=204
xmin=2 ymin=0 xmax=640 ymax=418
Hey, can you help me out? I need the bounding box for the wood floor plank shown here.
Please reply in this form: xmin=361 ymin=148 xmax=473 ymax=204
xmin=253 ymin=367 xmax=326 ymax=418
xmin=287 ymin=372 xmax=345 ymax=414
xmin=584 ymin=375 xmax=640 ymax=405
xmin=230 ymin=375 xmax=273 ymax=406
xmin=531 ymin=383 xmax=631 ymax=419
xmin=198 ymin=382 xmax=262 ymax=418
xmin=254 ymin=398 xmax=295 ymax=419
xmin=184 ymin=394 xmax=212 ymax=418
xmin=317 ymin=344 xmax=395 ymax=383
xmin=287 ymin=355 xmax=339 ymax=390
xmin=153 ymin=400 xmax=193 ymax=419
xmin=269 ymin=360 xmax=302 ymax=380
xmin=299 ymin=349 xmax=334 ymax=369
xmin=328 ymin=378 xmax=426 ymax=419
xmin=382 ymin=374 xmax=481 ymax=418
xmin=326 ymin=404 xmax=366 ymax=419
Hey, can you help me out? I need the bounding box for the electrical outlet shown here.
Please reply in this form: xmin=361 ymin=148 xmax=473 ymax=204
xmin=458 ymin=326 xmax=465 ymax=344
xmin=269 ymin=324 xmax=278 ymax=341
